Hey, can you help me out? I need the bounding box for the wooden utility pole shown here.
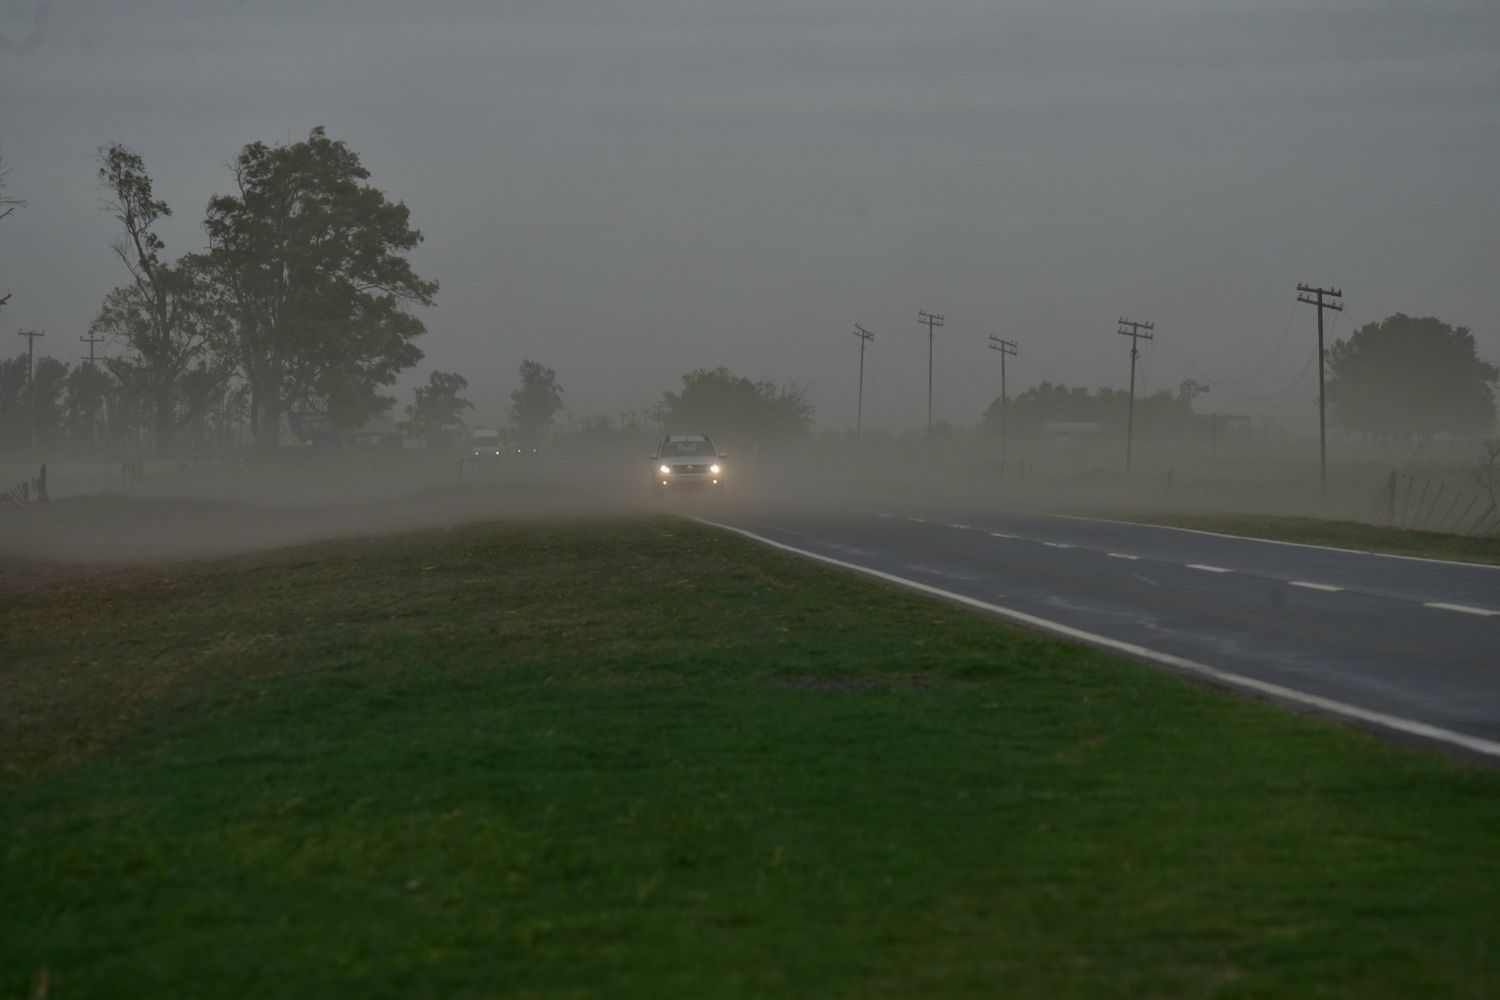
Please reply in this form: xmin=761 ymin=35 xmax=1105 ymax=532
xmin=81 ymin=332 xmax=104 ymax=365
xmin=987 ymin=335 xmax=1017 ymax=459
xmin=918 ymin=310 xmax=944 ymax=433
xmin=18 ymin=328 xmax=44 ymax=454
xmin=1117 ymin=318 xmax=1154 ymax=475
xmin=851 ymin=323 xmax=874 ymax=439
xmin=1296 ymin=283 xmax=1343 ymax=493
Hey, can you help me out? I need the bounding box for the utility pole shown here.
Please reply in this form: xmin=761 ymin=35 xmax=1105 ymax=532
xmin=851 ymin=323 xmax=874 ymax=439
xmin=987 ymin=335 xmax=1017 ymax=459
xmin=918 ymin=310 xmax=944 ymax=433
xmin=81 ymin=332 xmax=103 ymax=366
xmin=1296 ymin=283 xmax=1343 ymax=494
xmin=18 ymin=328 xmax=44 ymax=455
xmin=1117 ymin=318 xmax=1154 ymax=475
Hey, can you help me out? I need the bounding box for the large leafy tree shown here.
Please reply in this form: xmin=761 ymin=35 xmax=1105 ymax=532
xmin=510 ymin=360 xmax=563 ymax=440
xmin=1327 ymin=313 xmax=1497 ymax=441
xmin=203 ymin=128 xmax=436 ymax=449
xmin=92 ymin=144 xmax=229 ymax=453
xmin=63 ymin=362 xmax=114 ymax=451
xmin=0 ymin=354 xmax=28 ymax=451
xmin=27 ymin=356 xmax=67 ymax=450
xmin=406 ymin=370 xmax=472 ymax=439
xmin=660 ymin=367 xmax=814 ymax=447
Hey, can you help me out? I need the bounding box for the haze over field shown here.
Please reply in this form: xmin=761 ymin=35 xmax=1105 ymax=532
xmin=2 ymin=0 xmax=1496 ymax=434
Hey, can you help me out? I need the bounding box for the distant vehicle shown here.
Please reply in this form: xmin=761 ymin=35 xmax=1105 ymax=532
xmin=469 ymin=428 xmax=509 ymax=459
xmin=651 ymin=434 xmax=726 ymax=494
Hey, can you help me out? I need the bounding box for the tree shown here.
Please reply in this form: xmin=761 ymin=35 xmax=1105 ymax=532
xmin=63 ymin=362 xmax=114 ymax=452
xmin=510 ymin=359 xmax=563 ymax=439
xmin=93 ymin=144 xmax=229 ymax=453
xmin=0 ymin=354 xmax=27 ymax=452
xmin=27 ymin=356 xmax=67 ymax=450
xmin=203 ymin=128 xmax=436 ymax=449
xmin=1326 ymin=313 xmax=1497 ymax=442
xmin=406 ymin=370 xmax=472 ymax=439
xmin=0 ymin=150 xmax=21 ymax=310
xmin=659 ymin=367 xmax=814 ymax=447
xmin=980 ymin=380 xmax=1194 ymax=441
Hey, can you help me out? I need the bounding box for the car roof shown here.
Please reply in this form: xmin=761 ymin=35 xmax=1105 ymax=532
xmin=663 ymin=434 xmax=711 ymax=442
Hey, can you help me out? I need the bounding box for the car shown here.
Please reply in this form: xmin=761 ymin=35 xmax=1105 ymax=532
xmin=651 ymin=434 xmax=726 ymax=494
xmin=469 ymin=427 xmax=508 ymax=460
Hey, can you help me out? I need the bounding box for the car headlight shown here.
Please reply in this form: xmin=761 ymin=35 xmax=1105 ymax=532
xmin=659 ymin=464 xmax=671 ymax=475
xmin=710 ymin=464 xmax=721 ymax=474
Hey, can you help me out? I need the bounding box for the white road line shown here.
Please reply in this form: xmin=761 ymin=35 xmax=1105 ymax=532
xmin=990 ymin=532 xmax=1016 ymax=540
xmin=1290 ymin=581 xmax=1344 ymax=592
xmin=910 ymin=517 xmax=927 ymax=523
xmin=1043 ymin=542 xmax=1074 ymax=549
xmin=1042 ymin=512 xmax=1500 ymax=571
xmin=1108 ymin=553 xmax=1140 ymax=561
xmin=1187 ymin=564 xmax=1233 ymax=574
xmin=692 ymin=517 xmax=1500 ymax=762
xmin=947 ymin=523 xmax=973 ymax=531
xmin=1424 ymin=602 xmax=1500 ymax=618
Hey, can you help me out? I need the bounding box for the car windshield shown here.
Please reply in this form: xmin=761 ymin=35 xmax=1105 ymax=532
xmin=661 ymin=440 xmax=715 ymax=458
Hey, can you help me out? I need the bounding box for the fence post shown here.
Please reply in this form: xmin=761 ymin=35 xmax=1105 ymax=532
xmin=1385 ymin=471 xmax=1397 ymax=526
xmin=37 ymin=463 xmax=47 ymax=503
xmin=1413 ymin=479 xmax=1432 ymax=531
xmin=1423 ymin=483 xmax=1445 ymax=532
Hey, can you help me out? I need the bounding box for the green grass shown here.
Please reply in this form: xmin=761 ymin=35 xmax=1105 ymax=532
xmin=1123 ymin=512 xmax=1500 ymax=566
xmin=4 ymin=516 xmax=1500 ymax=998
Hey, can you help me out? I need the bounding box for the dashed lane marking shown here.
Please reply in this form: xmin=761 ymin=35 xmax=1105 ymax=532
xmin=692 ymin=517 xmax=1500 ymax=762
xmin=864 ymin=510 xmax=1494 ymax=617
xmin=1424 ymin=602 xmax=1500 ymax=618
xmin=1042 ymin=512 xmax=1500 ymax=571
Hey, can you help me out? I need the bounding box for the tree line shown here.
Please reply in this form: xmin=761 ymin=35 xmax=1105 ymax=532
xmin=6 ymin=133 xmax=1491 ymax=457
xmin=1 ymin=130 xmax=436 ymax=458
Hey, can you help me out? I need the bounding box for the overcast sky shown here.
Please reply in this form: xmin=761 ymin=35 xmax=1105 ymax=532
xmin=1 ymin=0 xmax=1496 ymax=432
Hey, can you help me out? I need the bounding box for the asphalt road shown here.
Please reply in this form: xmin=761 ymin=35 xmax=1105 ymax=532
xmin=703 ymin=506 xmax=1500 ymax=760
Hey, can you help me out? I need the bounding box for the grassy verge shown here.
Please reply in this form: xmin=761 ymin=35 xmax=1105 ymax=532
xmin=1124 ymin=512 xmax=1500 ymax=566
xmin=4 ymin=516 xmax=1500 ymax=997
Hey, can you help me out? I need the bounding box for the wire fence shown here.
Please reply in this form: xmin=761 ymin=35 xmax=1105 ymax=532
xmin=1372 ymin=470 xmax=1500 ymax=536
xmin=1 ymin=464 xmax=48 ymax=509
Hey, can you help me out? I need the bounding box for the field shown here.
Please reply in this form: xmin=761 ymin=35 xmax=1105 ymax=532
xmin=4 ymin=510 xmax=1500 ymax=997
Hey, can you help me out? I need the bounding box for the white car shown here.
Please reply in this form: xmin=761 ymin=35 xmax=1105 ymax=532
xmin=652 ymin=434 xmax=726 ymax=494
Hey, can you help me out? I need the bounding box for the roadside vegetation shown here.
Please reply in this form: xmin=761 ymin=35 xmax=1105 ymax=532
xmin=4 ymin=515 xmax=1500 ymax=996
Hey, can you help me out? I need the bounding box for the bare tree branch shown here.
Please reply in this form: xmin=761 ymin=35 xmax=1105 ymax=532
xmin=0 ymin=151 xmax=22 ymax=309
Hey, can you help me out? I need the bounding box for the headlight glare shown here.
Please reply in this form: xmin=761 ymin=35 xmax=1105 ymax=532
xmin=710 ymin=464 xmax=721 ymax=474
xmin=659 ymin=464 xmax=671 ymax=475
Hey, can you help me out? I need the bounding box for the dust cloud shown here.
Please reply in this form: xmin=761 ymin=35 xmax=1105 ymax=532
xmin=5 ymin=416 xmax=1484 ymax=585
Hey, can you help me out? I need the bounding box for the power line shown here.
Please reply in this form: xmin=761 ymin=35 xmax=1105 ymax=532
xmin=1182 ymin=298 xmax=1301 ymax=391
